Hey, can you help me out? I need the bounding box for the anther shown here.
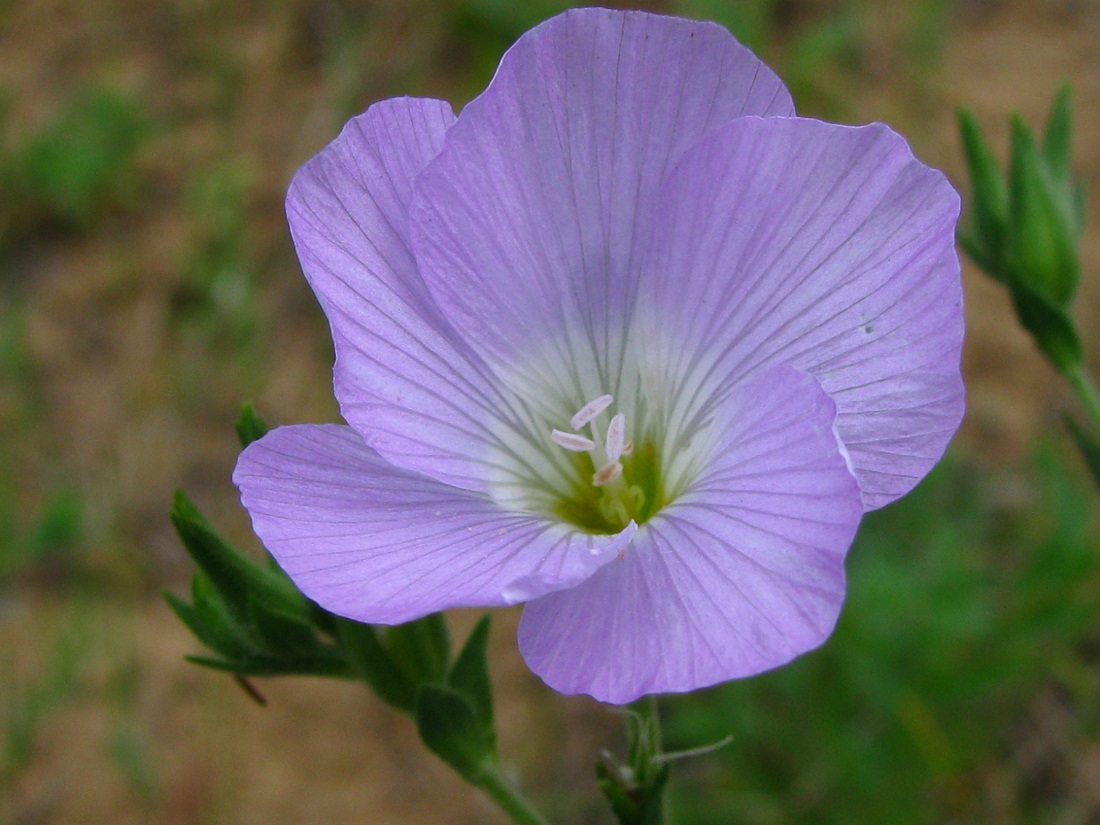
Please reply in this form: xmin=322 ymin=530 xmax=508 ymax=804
xmin=551 ymin=429 xmax=596 ymax=452
xmin=570 ymin=394 xmax=614 ymax=430
xmin=621 ymin=440 xmax=634 ymax=457
xmin=592 ymin=461 xmax=623 ymax=487
xmin=605 ymin=413 xmax=626 ymax=462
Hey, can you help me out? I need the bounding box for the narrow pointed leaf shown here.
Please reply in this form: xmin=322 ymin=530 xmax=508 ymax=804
xmin=247 ymin=593 xmax=324 ymax=658
xmin=1043 ymin=84 xmax=1072 ymax=180
xmin=957 ymin=108 xmax=1009 ymax=277
xmin=415 ymin=684 xmax=493 ymax=783
xmin=165 ymin=589 xmax=255 ymax=662
xmin=190 ymin=573 xmax=263 ymax=658
xmin=236 ymin=403 xmax=269 ymax=449
xmin=183 ymin=652 xmax=352 ymax=678
xmin=170 ymin=490 xmax=310 ymax=623
xmin=184 ymin=654 xmax=249 ymax=673
xmin=447 ymin=615 xmax=495 ymax=749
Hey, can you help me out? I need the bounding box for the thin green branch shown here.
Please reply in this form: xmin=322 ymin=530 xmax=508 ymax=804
xmin=477 ymin=765 xmax=553 ymax=825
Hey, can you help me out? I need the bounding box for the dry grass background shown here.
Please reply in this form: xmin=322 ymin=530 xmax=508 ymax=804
xmin=1 ymin=0 xmax=1099 ymax=823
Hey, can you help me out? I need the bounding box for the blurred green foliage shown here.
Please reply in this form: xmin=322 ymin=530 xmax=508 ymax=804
xmin=666 ymin=444 xmax=1100 ymax=824
xmin=175 ymin=162 xmax=260 ymax=347
xmin=0 ymin=88 xmax=151 ymax=245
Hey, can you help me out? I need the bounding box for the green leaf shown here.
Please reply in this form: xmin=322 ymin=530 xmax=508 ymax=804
xmin=385 ymin=613 xmax=451 ymax=685
xmin=415 ymin=684 xmax=493 ymax=783
xmin=957 ymin=108 xmax=1009 ymax=278
xmin=1063 ymin=414 xmax=1100 ymax=493
xmin=182 ymin=652 xmax=351 ymax=678
xmin=164 ymin=586 xmax=256 ymax=662
xmin=170 ymin=490 xmax=309 ymax=624
xmin=336 ymin=619 xmax=418 ymax=713
xmin=235 ymin=403 xmax=269 ymax=449
xmin=190 ymin=572 xmax=263 ymax=658
xmin=447 ymin=615 xmax=495 ymax=751
xmin=246 ymin=593 xmax=323 ymax=659
xmin=1008 ymin=115 xmax=1080 ymax=306
xmin=1043 ymin=83 xmax=1072 ymax=181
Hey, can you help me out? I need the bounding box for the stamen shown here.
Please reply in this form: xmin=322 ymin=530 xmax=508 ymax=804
xmin=621 ymin=440 xmax=634 ymax=456
xmin=551 ymin=429 xmax=596 ymax=452
xmin=592 ymin=461 xmax=623 ymax=487
xmin=605 ymin=413 xmax=626 ymax=462
xmin=570 ymin=394 xmax=614 ymax=430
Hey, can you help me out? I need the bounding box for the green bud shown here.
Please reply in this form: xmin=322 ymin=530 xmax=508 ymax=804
xmin=1008 ymin=115 xmax=1080 ymax=306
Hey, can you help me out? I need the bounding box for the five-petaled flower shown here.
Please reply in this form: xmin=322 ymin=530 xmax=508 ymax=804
xmin=234 ymin=8 xmax=964 ymax=704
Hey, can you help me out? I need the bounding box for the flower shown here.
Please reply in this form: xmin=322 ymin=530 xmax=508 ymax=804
xmin=234 ymin=8 xmax=963 ymax=704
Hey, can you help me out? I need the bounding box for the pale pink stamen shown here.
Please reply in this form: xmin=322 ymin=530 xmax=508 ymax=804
xmin=570 ymin=394 xmax=614 ymax=429
xmin=592 ymin=461 xmax=623 ymax=487
xmin=551 ymin=429 xmax=596 ymax=452
xmin=605 ymin=413 xmax=626 ymax=462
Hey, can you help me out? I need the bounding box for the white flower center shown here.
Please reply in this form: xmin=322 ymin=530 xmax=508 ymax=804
xmin=548 ymin=395 xmax=644 ymax=529
xmin=483 ymin=320 xmax=723 ymax=534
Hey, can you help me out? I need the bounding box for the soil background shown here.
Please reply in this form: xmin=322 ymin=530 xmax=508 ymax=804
xmin=2 ymin=1 xmax=1099 ymax=823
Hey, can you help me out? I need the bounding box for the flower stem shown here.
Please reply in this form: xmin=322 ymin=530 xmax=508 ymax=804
xmin=1066 ymin=365 xmax=1100 ymax=431
xmin=477 ymin=764 xmax=552 ymax=825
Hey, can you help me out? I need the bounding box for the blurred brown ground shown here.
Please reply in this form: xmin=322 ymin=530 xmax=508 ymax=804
xmin=1 ymin=0 xmax=1099 ymax=823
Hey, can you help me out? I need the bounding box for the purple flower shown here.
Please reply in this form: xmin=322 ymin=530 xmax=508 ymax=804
xmin=234 ymin=8 xmax=963 ymax=704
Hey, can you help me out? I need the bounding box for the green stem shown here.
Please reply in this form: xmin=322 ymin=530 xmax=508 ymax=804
xmin=1066 ymin=366 xmax=1100 ymax=431
xmin=477 ymin=764 xmax=552 ymax=825
xmin=638 ymin=695 xmax=663 ymax=760
xmin=632 ymin=695 xmax=669 ymax=825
